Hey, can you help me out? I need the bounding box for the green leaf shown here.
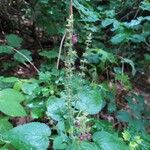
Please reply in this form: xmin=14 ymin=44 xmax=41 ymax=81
xmin=144 ymin=54 xmax=150 ymax=61
xmin=117 ymin=111 xmax=131 ymax=122
xmin=92 ymin=119 xmax=114 ymax=133
xmin=0 ymin=89 xmax=27 ymax=117
xmin=1 ymin=77 xmax=18 ymax=83
xmin=67 ymin=141 xmax=99 ymax=150
xmin=14 ymin=49 xmax=32 ymax=63
xmin=3 ymin=122 xmax=51 ymax=150
xmin=46 ymin=96 xmax=66 ymax=121
xmin=6 ymin=34 xmax=23 ymax=48
xmin=115 ymin=74 xmax=132 ymax=89
xmin=111 ymin=33 xmax=128 ymax=44
xmin=0 ymin=118 xmax=13 ymax=134
xmin=40 ymin=0 xmax=49 ymax=4
xmin=102 ymin=18 xmax=114 ymax=27
xmin=39 ymin=50 xmax=58 ymax=59
xmin=0 ymin=46 xmax=13 ymax=54
xmin=53 ymin=136 xmax=67 ymax=150
xmin=76 ymin=87 xmax=104 ymax=114
xmin=31 ymin=108 xmax=43 ymax=119
xmin=21 ymin=83 xmax=39 ymax=95
xmin=73 ymin=0 xmax=99 ymax=22
xmin=93 ymin=131 xmax=128 ymax=150
xmin=125 ymin=20 xmax=141 ymax=28
xmin=129 ymin=34 xmax=145 ymax=43
xmin=140 ymin=1 xmax=150 ymax=11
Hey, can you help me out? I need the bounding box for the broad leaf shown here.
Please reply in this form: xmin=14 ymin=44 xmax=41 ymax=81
xmin=75 ymin=87 xmax=104 ymax=114
xmin=46 ymin=96 xmax=66 ymax=121
xmin=3 ymin=122 xmax=51 ymax=150
xmin=0 ymin=89 xmax=27 ymax=117
xmin=6 ymin=34 xmax=23 ymax=48
xmin=67 ymin=141 xmax=99 ymax=150
xmin=93 ymin=131 xmax=128 ymax=150
xmin=53 ymin=136 xmax=67 ymax=150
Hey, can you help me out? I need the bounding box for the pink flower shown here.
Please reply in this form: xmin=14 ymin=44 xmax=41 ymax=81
xmin=72 ymin=34 xmax=78 ymax=45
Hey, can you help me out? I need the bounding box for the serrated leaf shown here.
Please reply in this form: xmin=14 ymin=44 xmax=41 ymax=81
xmin=0 ymin=46 xmax=13 ymax=54
xmin=46 ymin=96 xmax=66 ymax=121
xmin=3 ymin=122 xmax=51 ymax=150
xmin=75 ymin=88 xmax=104 ymax=114
xmin=6 ymin=34 xmax=23 ymax=48
xmin=0 ymin=89 xmax=27 ymax=117
xmin=14 ymin=49 xmax=32 ymax=63
xmin=93 ymin=131 xmax=128 ymax=150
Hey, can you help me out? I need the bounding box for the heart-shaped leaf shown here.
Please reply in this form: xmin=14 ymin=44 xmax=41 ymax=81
xmin=93 ymin=131 xmax=128 ymax=150
xmin=0 ymin=89 xmax=27 ymax=117
xmin=3 ymin=122 xmax=51 ymax=150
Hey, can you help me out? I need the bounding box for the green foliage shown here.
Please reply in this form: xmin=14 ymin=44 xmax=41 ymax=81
xmin=76 ymin=87 xmax=104 ymax=114
xmin=67 ymin=141 xmax=99 ymax=150
xmin=39 ymin=50 xmax=58 ymax=60
xmin=0 ymin=46 xmax=13 ymax=54
xmin=93 ymin=131 xmax=128 ymax=150
xmin=0 ymin=0 xmax=149 ymax=149
xmin=46 ymin=96 xmax=66 ymax=121
xmin=117 ymin=93 xmax=150 ymax=131
xmin=3 ymin=122 xmax=51 ymax=150
xmin=6 ymin=34 xmax=23 ymax=48
xmin=0 ymin=89 xmax=27 ymax=117
xmin=14 ymin=49 xmax=32 ymax=63
xmin=0 ymin=118 xmax=13 ymax=134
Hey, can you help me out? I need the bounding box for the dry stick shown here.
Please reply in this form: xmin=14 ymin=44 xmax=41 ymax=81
xmin=57 ymin=0 xmax=73 ymax=70
xmin=13 ymin=48 xmax=40 ymax=74
xmin=56 ymin=31 xmax=66 ymax=69
xmin=70 ymin=0 xmax=73 ymax=16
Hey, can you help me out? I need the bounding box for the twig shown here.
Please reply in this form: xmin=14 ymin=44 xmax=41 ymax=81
xmin=13 ymin=48 xmax=40 ymax=73
xmin=56 ymin=32 xmax=66 ymax=69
